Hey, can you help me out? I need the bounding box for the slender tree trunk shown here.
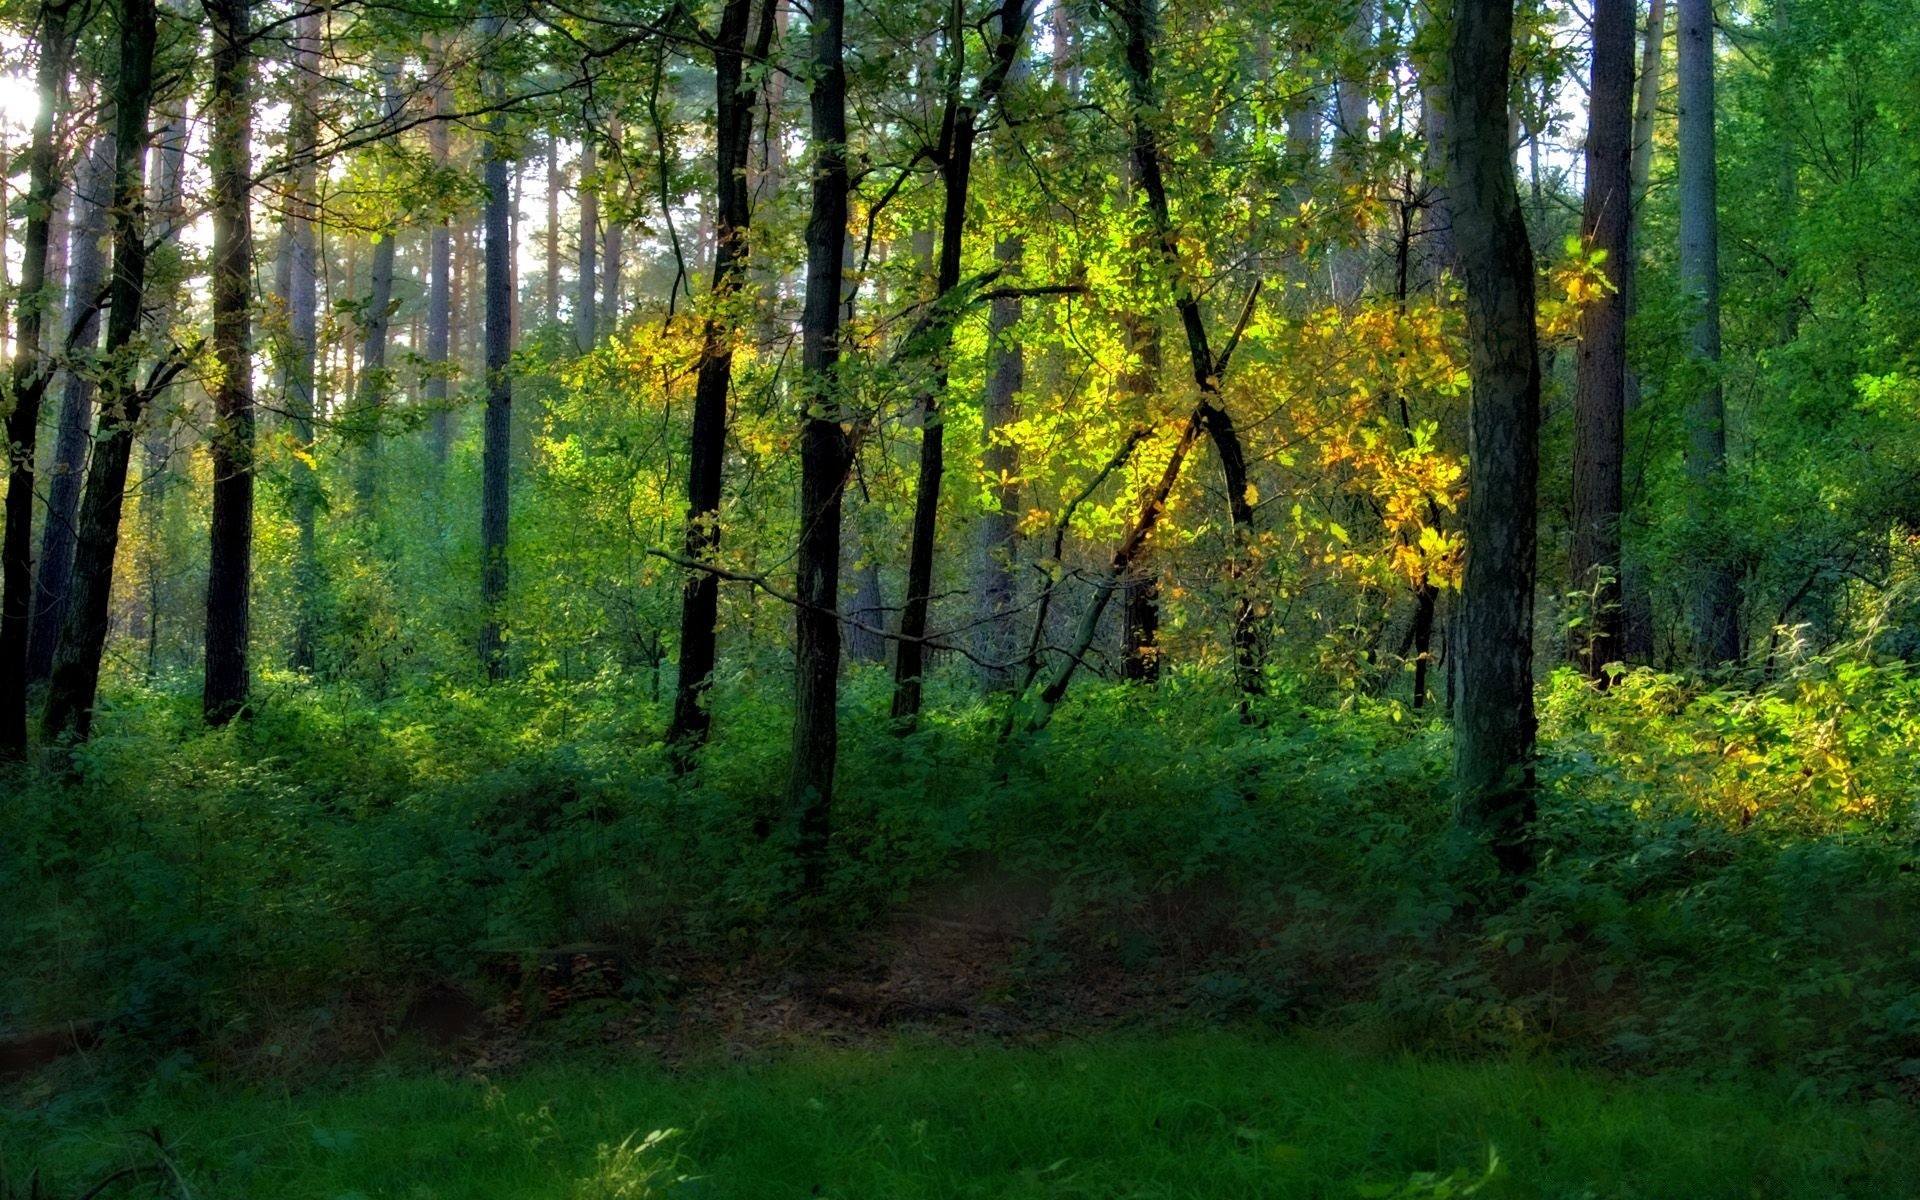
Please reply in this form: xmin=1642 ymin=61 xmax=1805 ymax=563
xmin=892 ymin=2 xmax=1031 ymax=726
xmin=667 ymin=0 xmax=772 ymax=767
xmin=0 ymin=0 xmax=77 ymax=760
xmin=426 ymin=60 xmax=453 ymax=468
xmin=975 ymin=232 xmax=1023 ymax=691
xmin=575 ymin=141 xmax=597 ymax=350
xmin=545 ymin=135 xmax=560 ymax=325
xmin=1331 ymin=0 xmax=1376 ymax=306
xmin=42 ymin=0 xmax=160 ymax=746
xmin=478 ymin=59 xmax=513 ymax=680
xmin=202 ymin=0 xmax=255 ymax=724
xmin=1770 ymin=0 xmax=1797 ymax=343
xmin=1117 ymin=312 xmax=1162 ymax=681
xmin=1446 ymin=0 xmax=1542 ymax=873
xmin=1618 ymin=0 xmax=1666 ymax=664
xmin=30 ymin=127 xmax=114 ymax=684
xmin=1569 ymin=0 xmax=1633 ymax=682
xmin=1118 ymin=0 xmax=1260 ymax=710
xmin=1677 ymin=0 xmax=1739 ymax=665
xmin=351 ymin=64 xmax=403 ymax=509
xmin=283 ymin=13 xmax=321 ymax=670
xmin=787 ymin=0 xmax=852 ymax=895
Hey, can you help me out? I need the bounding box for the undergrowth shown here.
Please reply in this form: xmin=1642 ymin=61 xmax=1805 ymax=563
xmin=2 ymin=655 xmax=1917 ymax=1098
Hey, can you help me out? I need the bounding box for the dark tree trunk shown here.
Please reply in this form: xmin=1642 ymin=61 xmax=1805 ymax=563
xmin=0 ymin=0 xmax=76 ymax=760
xmin=29 ymin=128 xmax=114 ymax=685
xmin=284 ymin=12 xmax=321 ymax=670
xmin=1117 ymin=313 xmax=1161 ymax=681
xmin=478 ymin=66 xmax=513 ymax=680
xmin=426 ymin=59 xmax=453 ymax=468
xmin=1677 ymin=0 xmax=1739 ymax=665
xmin=891 ymin=1 xmax=1030 ymax=727
xmin=41 ymin=0 xmax=160 ymax=746
xmin=1117 ymin=0 xmax=1260 ymax=710
xmin=202 ymin=0 xmax=255 ymax=724
xmin=786 ymin=0 xmax=852 ymax=894
xmin=1619 ymin=0 xmax=1667 ymax=665
xmin=545 ymin=135 xmax=560 ymax=324
xmin=667 ymin=0 xmax=772 ymax=768
xmin=1569 ymin=0 xmax=1633 ymax=682
xmin=1446 ymin=0 xmax=1542 ymax=873
xmin=575 ymin=141 xmax=597 ymax=350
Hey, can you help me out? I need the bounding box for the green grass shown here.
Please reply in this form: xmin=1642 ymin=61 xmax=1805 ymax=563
xmin=10 ymin=1032 xmax=1917 ymax=1198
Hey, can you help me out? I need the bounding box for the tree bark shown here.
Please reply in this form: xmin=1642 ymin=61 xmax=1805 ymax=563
xmin=202 ymin=0 xmax=255 ymax=724
xmin=29 ymin=129 xmax=113 ymax=685
xmin=1676 ymin=0 xmax=1739 ymax=665
xmin=786 ymin=0 xmax=852 ymax=895
xmin=351 ymin=63 xmax=404 ymax=508
xmin=1618 ymin=0 xmax=1666 ymax=664
xmin=667 ymin=0 xmax=773 ymax=767
xmin=0 ymin=0 xmax=77 ymax=760
xmin=975 ymin=232 xmax=1024 ymax=691
xmin=1569 ymin=0 xmax=1633 ymax=682
xmin=478 ymin=57 xmax=513 ymax=680
xmin=426 ymin=55 xmax=453 ymax=468
xmin=284 ymin=12 xmax=321 ymax=669
xmin=41 ymin=0 xmax=160 ymax=746
xmin=575 ymin=141 xmax=597 ymax=350
xmin=1446 ymin=0 xmax=1541 ymax=872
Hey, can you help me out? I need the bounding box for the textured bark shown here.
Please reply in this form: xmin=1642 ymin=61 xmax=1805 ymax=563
xmin=1447 ymin=0 xmax=1541 ymax=871
xmin=29 ymin=129 xmax=113 ymax=685
xmin=575 ymin=141 xmax=598 ymax=350
xmin=1569 ymin=0 xmax=1633 ymax=681
xmin=975 ymin=233 xmax=1024 ymax=691
xmin=426 ymin=60 xmax=453 ymax=468
xmin=478 ymin=67 xmax=513 ymax=681
xmin=42 ymin=0 xmax=159 ymax=746
xmin=1618 ymin=0 xmax=1667 ymax=664
xmin=667 ymin=0 xmax=772 ymax=767
xmin=1677 ymin=0 xmax=1740 ymax=665
xmin=202 ymin=0 xmax=255 ymax=724
xmin=787 ymin=0 xmax=852 ymax=894
xmin=0 ymin=0 xmax=77 ymax=760
xmin=284 ymin=13 xmax=321 ymax=669
xmin=545 ymin=136 xmax=561 ymax=325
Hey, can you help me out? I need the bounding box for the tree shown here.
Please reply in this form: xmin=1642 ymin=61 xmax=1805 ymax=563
xmin=282 ymin=11 xmax=323 ymax=670
xmin=576 ymin=139 xmax=598 ymax=350
xmin=478 ymin=32 xmax=513 ymax=681
xmin=1677 ymin=0 xmax=1740 ymax=665
xmin=786 ymin=0 xmax=852 ymax=895
xmin=1446 ymin=0 xmax=1542 ymax=872
xmin=1569 ymin=0 xmax=1634 ymax=681
xmin=42 ymin=0 xmax=172 ymax=746
xmin=890 ymin=0 xmax=1031 ymax=727
xmin=0 ymin=0 xmax=80 ymax=761
xmin=202 ymin=0 xmax=257 ymax=724
xmin=666 ymin=0 xmax=775 ymax=768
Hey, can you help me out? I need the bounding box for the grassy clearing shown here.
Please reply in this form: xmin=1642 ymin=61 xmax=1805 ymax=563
xmin=8 ymin=1032 xmax=1917 ymax=1198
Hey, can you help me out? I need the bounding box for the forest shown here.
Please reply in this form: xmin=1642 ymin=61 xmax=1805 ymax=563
xmin=2 ymin=0 xmax=1919 ymax=1193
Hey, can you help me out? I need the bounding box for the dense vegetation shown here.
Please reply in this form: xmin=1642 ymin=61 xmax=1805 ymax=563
xmin=3 ymin=0 xmax=1919 ymax=1192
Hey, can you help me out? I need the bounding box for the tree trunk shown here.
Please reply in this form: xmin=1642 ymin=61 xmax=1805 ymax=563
xmin=1447 ymin=0 xmax=1541 ymax=873
xmin=41 ymin=0 xmax=160 ymax=746
xmin=667 ymin=0 xmax=772 ymax=767
xmin=1331 ymin=0 xmax=1376 ymax=306
xmin=283 ymin=12 xmax=321 ymax=670
xmin=575 ymin=141 xmax=597 ymax=350
xmin=786 ymin=0 xmax=852 ymax=895
xmin=1676 ymin=0 xmax=1739 ymax=665
xmin=975 ymin=232 xmax=1023 ymax=691
xmin=0 ymin=0 xmax=77 ymax=760
xmin=1569 ymin=0 xmax=1633 ymax=682
xmin=1618 ymin=0 xmax=1666 ymax=665
xmin=351 ymin=63 xmax=403 ymax=509
xmin=29 ymin=129 xmax=114 ymax=685
xmin=202 ymin=0 xmax=255 ymax=724
xmin=426 ymin=58 xmax=453 ymax=468
xmin=1118 ymin=0 xmax=1260 ymax=710
xmin=478 ymin=59 xmax=513 ymax=681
